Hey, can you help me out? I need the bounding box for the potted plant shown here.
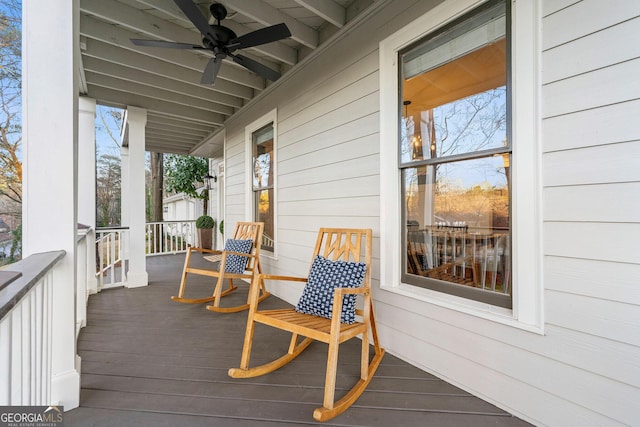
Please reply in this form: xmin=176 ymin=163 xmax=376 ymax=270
xmin=196 ymin=215 xmax=216 ymax=249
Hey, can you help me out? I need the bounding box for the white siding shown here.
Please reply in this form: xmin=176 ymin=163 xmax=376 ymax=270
xmin=537 ymin=2 xmax=640 ymax=424
xmin=220 ymin=0 xmax=640 ymax=425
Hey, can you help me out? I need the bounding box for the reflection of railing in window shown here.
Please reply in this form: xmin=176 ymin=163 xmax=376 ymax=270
xmin=407 ymin=227 xmax=510 ymax=294
xmin=262 ymin=234 xmax=274 ymax=252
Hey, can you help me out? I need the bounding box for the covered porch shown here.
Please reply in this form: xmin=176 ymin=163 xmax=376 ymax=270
xmin=66 ymin=253 xmax=530 ymax=426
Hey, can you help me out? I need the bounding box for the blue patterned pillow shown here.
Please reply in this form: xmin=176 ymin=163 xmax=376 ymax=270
xmin=295 ymin=255 xmax=367 ymax=324
xmin=223 ymin=239 xmax=253 ymax=274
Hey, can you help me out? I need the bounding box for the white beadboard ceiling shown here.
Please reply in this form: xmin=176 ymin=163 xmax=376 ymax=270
xmin=79 ymin=0 xmax=375 ymax=157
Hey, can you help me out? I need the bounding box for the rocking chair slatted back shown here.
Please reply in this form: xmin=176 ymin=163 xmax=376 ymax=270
xmin=319 ymin=229 xmax=365 ymax=263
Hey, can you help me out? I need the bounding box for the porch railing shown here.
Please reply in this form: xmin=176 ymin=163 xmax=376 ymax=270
xmin=96 ymin=227 xmax=129 ymax=289
xmin=145 ymin=220 xmax=197 ymax=256
xmin=0 ymin=251 xmax=65 ymax=406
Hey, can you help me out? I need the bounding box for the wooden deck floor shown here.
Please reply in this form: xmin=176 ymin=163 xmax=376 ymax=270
xmin=66 ymin=253 xmax=531 ymax=426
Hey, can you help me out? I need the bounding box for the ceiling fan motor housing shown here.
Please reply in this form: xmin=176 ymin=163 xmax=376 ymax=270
xmin=203 ymin=25 xmax=238 ymax=51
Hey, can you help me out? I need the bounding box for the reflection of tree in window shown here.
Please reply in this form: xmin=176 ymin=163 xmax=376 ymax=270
xmin=428 ymin=88 xmax=506 ymax=158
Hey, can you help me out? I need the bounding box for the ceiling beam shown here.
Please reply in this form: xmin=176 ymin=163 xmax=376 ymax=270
xmin=145 ymin=121 xmax=211 ymax=138
xmin=82 ymin=38 xmax=253 ymax=102
xmin=294 ymin=0 xmax=346 ymax=28
xmin=87 ymin=84 xmax=225 ymax=125
xmin=146 ymin=129 xmax=201 ymax=143
xmin=147 ymin=113 xmax=215 ymax=133
xmin=82 ymin=56 xmax=239 ymax=113
xmin=224 ymin=0 xmax=318 ymax=49
xmin=145 ymin=141 xmax=192 ymax=155
xmin=146 ymin=138 xmax=201 ymax=149
xmin=80 ymin=15 xmax=263 ymax=92
xmin=84 ymin=71 xmax=234 ymax=116
xmin=145 ymin=134 xmax=196 ymax=145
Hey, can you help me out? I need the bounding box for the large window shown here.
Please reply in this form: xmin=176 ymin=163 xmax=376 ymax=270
xmin=252 ymin=123 xmax=275 ymax=253
xmin=400 ymin=0 xmax=511 ymax=307
xmin=380 ymin=0 xmax=541 ymax=329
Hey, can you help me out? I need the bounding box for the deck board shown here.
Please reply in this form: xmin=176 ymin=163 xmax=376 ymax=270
xmin=67 ymin=253 xmax=532 ymax=426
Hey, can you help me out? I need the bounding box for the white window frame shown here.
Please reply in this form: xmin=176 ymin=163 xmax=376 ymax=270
xmin=245 ymin=108 xmax=278 ymax=259
xmin=379 ymin=0 xmax=543 ymax=332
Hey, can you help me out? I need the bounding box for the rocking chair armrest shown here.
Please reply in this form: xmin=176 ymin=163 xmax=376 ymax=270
xmin=333 ymin=287 xmax=369 ymax=296
xmin=333 ymin=287 xmax=373 ymax=325
xmin=190 ymin=247 xmax=224 ymax=255
xmin=257 ymin=274 xmax=308 ymax=283
xmin=328 ymin=287 xmax=370 ymax=329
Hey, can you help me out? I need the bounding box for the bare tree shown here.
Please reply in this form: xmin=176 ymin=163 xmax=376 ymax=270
xmin=96 ymin=154 xmax=121 ymax=227
xmin=95 ymin=106 xmax=124 ymax=226
xmin=0 ymin=0 xmax=22 ymax=263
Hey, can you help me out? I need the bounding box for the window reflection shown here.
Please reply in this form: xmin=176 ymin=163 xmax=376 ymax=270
xmin=252 ymin=123 xmax=275 ymax=253
xmin=403 ymin=156 xmax=511 ymax=294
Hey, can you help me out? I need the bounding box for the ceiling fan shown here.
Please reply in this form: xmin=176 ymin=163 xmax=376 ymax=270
xmin=130 ymin=0 xmax=292 ymax=85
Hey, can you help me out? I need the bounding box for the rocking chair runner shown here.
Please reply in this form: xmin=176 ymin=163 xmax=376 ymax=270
xmin=228 ymin=228 xmax=384 ymax=422
xmin=171 ymin=222 xmax=271 ymax=313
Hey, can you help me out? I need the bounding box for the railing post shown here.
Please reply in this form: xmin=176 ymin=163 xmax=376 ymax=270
xmin=76 ymin=230 xmax=88 ymax=332
xmin=86 ymin=228 xmax=98 ymax=295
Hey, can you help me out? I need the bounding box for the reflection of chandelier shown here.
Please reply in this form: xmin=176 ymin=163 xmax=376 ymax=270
xmin=404 ymin=100 xmax=424 ymax=160
xmin=412 ymin=135 xmax=422 ymax=160
xmin=427 ymin=109 xmax=436 ymax=157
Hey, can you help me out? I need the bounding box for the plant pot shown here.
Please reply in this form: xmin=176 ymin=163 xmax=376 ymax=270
xmin=198 ymin=228 xmax=213 ymax=249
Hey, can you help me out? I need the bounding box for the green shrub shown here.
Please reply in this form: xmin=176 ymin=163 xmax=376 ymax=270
xmin=196 ymin=215 xmax=215 ymax=229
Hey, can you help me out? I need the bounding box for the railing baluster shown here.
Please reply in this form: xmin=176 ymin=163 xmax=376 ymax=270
xmin=143 ymin=220 xmax=197 ymax=256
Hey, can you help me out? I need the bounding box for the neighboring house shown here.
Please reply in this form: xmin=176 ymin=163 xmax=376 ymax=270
xmin=162 ymin=193 xmax=200 ymax=223
xmin=19 ymin=1 xmax=639 ymax=425
xmin=162 ymin=186 xmax=220 ymax=248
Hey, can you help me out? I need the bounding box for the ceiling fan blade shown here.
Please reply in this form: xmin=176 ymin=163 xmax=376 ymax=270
xmin=130 ymin=39 xmax=204 ymax=49
xmin=201 ymin=56 xmax=223 ymax=85
xmin=227 ymin=23 xmax=291 ymax=50
xmin=232 ymin=54 xmax=281 ymax=81
xmin=174 ymin=0 xmax=218 ymax=42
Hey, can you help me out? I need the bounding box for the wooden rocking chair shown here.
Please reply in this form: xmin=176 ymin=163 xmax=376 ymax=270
xmin=170 ymin=222 xmax=270 ymax=313
xmin=228 ymin=228 xmax=384 ymax=421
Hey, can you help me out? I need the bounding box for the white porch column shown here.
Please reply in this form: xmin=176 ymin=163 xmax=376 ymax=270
xmin=78 ymin=97 xmax=98 ymax=296
xmin=120 ymin=146 xmax=130 ymax=227
xmin=120 ymin=145 xmax=130 ymax=263
xmin=77 ymin=97 xmax=96 ymax=228
xmin=22 ymin=0 xmax=80 ymax=409
xmin=124 ymin=107 xmax=148 ymax=288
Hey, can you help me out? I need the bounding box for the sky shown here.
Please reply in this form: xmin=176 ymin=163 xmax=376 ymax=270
xmin=95 ymin=105 xmax=124 ymax=158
